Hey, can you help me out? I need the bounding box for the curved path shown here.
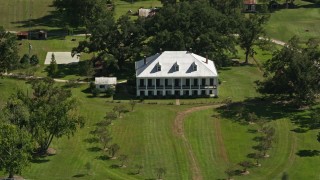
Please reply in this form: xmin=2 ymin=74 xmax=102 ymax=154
xmin=173 ymin=104 xmax=224 ymax=180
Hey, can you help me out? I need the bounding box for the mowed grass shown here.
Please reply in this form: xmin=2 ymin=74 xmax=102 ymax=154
xmin=184 ymin=108 xmax=320 ymax=179
xmin=15 ymin=36 xmax=93 ymax=79
xmin=114 ymin=0 xmax=162 ymax=19
xmin=0 ymin=0 xmax=54 ymax=31
xmin=266 ymin=4 xmax=320 ymax=42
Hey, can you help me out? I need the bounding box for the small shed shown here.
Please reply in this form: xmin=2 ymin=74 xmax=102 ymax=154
xmin=243 ymin=0 xmax=257 ymax=12
xmin=95 ymin=77 xmax=117 ymax=92
xmin=17 ymin=31 xmax=29 ymax=40
xmin=138 ymin=8 xmax=151 ymax=17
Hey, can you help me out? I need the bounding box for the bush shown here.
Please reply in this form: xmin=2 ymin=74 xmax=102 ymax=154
xmin=20 ymin=54 xmax=30 ymax=67
xmin=30 ymin=55 xmax=39 ymax=66
xmin=92 ymin=88 xmax=101 ymax=97
xmin=105 ymin=87 xmax=115 ymax=97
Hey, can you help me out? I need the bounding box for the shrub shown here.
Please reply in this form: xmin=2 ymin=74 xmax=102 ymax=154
xmin=92 ymin=88 xmax=101 ymax=97
xmin=30 ymin=55 xmax=39 ymax=66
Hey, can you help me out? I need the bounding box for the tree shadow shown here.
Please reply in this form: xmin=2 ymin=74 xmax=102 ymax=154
xmin=110 ymin=164 xmax=120 ymax=169
xmin=252 ymin=136 xmax=266 ymax=142
xmin=83 ymin=137 xmax=99 ymax=143
xmin=217 ymin=97 xmax=299 ymax=123
xmin=296 ymin=150 xmax=320 ymax=157
xmin=247 ymin=129 xmax=258 ymax=133
xmin=290 ymin=109 xmax=320 ymax=130
xmin=291 ymin=127 xmax=309 ymax=133
xmin=96 ymin=155 xmax=110 ymax=161
xmin=31 ymin=158 xmax=50 ymax=164
xmin=87 ymin=147 xmax=102 ymax=152
xmin=72 ymin=174 xmax=86 ymax=178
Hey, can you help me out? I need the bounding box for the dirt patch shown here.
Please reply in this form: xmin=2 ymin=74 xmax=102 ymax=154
xmin=173 ymin=104 xmax=223 ymax=180
xmin=213 ymin=118 xmax=229 ymax=163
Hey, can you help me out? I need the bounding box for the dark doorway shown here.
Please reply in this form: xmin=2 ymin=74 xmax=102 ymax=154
xmin=202 ymin=78 xmax=206 ymax=86
xmin=156 ymin=79 xmax=160 ymax=86
xmin=148 ymin=79 xmax=152 ymax=86
xmin=210 ymin=78 xmax=214 ymax=86
xmin=175 ymin=79 xmax=180 ymax=86
xmin=194 ymin=79 xmax=198 ymax=86
xmin=165 ymin=79 xmax=169 ymax=86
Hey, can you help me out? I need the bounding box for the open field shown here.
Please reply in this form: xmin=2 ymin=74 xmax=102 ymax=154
xmin=1 ymin=55 xmax=319 ymax=179
xmin=0 ymin=0 xmax=55 ymax=31
xmin=265 ymin=1 xmax=320 ymax=42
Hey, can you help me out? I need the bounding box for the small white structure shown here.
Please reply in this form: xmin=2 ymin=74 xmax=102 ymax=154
xmin=95 ymin=77 xmax=117 ymax=92
xmin=135 ymin=51 xmax=219 ymax=97
xmin=44 ymin=52 xmax=80 ymax=65
xmin=138 ymin=8 xmax=151 ymax=17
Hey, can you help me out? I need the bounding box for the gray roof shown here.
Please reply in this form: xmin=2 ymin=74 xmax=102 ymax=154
xmin=135 ymin=51 xmax=218 ymax=78
xmin=95 ymin=77 xmax=117 ymax=85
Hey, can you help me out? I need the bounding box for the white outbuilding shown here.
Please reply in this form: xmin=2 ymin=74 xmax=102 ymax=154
xmin=95 ymin=77 xmax=117 ymax=92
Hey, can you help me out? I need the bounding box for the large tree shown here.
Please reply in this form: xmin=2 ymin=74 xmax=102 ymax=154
xmin=53 ymin=0 xmax=111 ymax=28
xmin=0 ymin=122 xmax=33 ymax=178
xmin=73 ymin=13 xmax=145 ymax=71
xmin=145 ymin=1 xmax=237 ymax=67
xmin=257 ymin=36 xmax=320 ymax=106
xmin=0 ymin=26 xmax=19 ymax=73
xmin=15 ymin=78 xmax=85 ymax=153
xmin=238 ymin=13 xmax=269 ymax=64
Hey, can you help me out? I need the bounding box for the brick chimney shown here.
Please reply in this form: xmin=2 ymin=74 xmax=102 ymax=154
xmin=206 ymin=53 xmax=208 ymax=64
xmin=144 ymin=56 xmax=147 ymax=65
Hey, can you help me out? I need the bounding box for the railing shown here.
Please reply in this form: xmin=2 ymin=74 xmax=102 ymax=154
xmin=138 ymin=86 xmax=146 ymax=89
xmin=174 ymin=86 xmax=181 ymax=89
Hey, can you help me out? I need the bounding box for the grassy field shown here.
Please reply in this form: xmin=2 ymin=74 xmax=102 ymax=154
xmin=185 ymin=108 xmax=320 ymax=179
xmin=265 ymin=1 xmax=320 ymax=42
xmin=0 ymin=0 xmax=161 ymax=31
xmin=0 ymin=0 xmax=55 ymax=31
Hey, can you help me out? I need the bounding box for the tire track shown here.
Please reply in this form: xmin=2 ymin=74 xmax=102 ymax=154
xmin=173 ymin=104 xmax=223 ymax=180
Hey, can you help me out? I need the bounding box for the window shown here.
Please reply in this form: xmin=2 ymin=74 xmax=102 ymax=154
xmin=99 ymin=85 xmax=105 ymax=88
xmin=210 ymin=78 xmax=214 ymax=86
xmin=193 ymin=64 xmax=197 ymax=71
xmin=157 ymin=64 xmax=161 ymax=71
xmin=175 ymin=64 xmax=179 ymax=71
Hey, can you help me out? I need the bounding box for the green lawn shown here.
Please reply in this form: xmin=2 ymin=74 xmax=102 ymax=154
xmin=185 ymin=108 xmax=320 ymax=180
xmin=265 ymin=1 xmax=320 ymax=42
xmin=0 ymin=0 xmax=55 ymax=31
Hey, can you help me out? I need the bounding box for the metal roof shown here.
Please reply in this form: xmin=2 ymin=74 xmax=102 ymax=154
xmin=135 ymin=51 xmax=218 ymax=78
xmin=95 ymin=77 xmax=117 ymax=85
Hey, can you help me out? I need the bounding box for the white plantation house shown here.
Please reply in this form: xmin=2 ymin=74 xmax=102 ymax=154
xmin=135 ymin=51 xmax=218 ymax=97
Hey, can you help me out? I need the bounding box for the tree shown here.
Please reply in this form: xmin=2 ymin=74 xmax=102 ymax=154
xmin=16 ymin=78 xmax=85 ymax=153
xmin=109 ymin=143 xmax=120 ymax=158
xmin=85 ymin=162 xmax=92 ymax=176
xmin=53 ymin=0 xmax=111 ymax=28
xmin=113 ymin=105 xmax=128 ymax=118
xmin=79 ymin=60 xmax=95 ymax=81
xmin=3 ymin=95 xmax=30 ymax=129
xmin=105 ymin=111 xmax=117 ymax=121
xmin=0 ymin=123 xmax=33 ymax=178
xmin=238 ymin=161 xmax=254 ymax=173
xmin=48 ymin=53 xmax=58 ymax=77
xmin=30 ymin=55 xmax=39 ymax=66
xmin=257 ymin=36 xmax=320 ymax=106
xmin=20 ymin=54 xmax=30 ymax=67
xmin=95 ymin=126 xmax=112 ymax=150
xmin=282 ymin=172 xmax=289 ymax=180
xmin=118 ymin=154 xmax=128 ymax=167
xmin=73 ymin=13 xmax=145 ymax=71
xmin=238 ymin=13 xmax=269 ymax=64
xmin=0 ymin=26 xmax=19 ymax=73
xmin=145 ymin=2 xmax=238 ymax=67
xmin=224 ymin=167 xmax=236 ymax=180
xmin=251 ymin=151 xmax=264 ymax=166
xmin=129 ymin=99 xmax=136 ymax=111
xmin=135 ymin=164 xmax=143 ymax=174
xmin=155 ymin=167 xmax=166 ymax=179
